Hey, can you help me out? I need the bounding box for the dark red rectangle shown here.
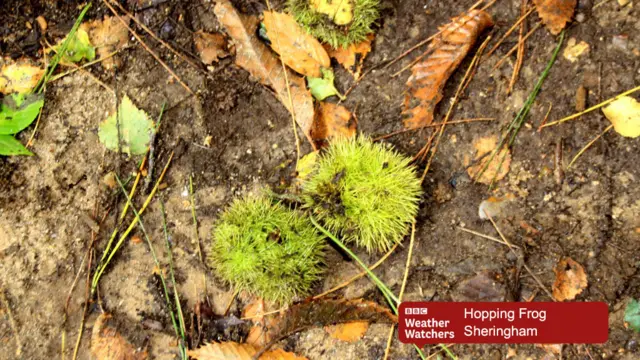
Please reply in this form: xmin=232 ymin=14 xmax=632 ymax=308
xmin=398 ymin=302 xmax=608 ymax=345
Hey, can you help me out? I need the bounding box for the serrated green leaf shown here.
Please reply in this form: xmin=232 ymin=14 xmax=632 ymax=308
xmin=307 ymin=68 xmax=344 ymax=101
xmin=98 ymin=95 xmax=154 ymax=155
xmin=0 ymin=93 xmax=44 ymax=135
xmin=0 ymin=134 xmax=33 ymax=156
xmin=53 ymin=27 xmax=95 ymax=63
xmin=625 ymin=298 xmax=640 ymax=333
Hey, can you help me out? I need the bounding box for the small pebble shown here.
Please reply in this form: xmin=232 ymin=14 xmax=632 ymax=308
xmin=575 ymin=12 xmax=586 ymax=23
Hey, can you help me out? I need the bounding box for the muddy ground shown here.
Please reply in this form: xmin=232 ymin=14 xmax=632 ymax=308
xmin=1 ymin=0 xmax=639 ymax=359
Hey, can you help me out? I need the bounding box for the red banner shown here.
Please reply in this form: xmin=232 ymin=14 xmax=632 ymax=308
xmin=398 ymin=302 xmax=608 ymax=345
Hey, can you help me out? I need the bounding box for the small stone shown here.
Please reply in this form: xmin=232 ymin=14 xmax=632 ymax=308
xmin=575 ymin=13 xmax=586 ymax=23
xmin=612 ymin=34 xmax=629 ymax=51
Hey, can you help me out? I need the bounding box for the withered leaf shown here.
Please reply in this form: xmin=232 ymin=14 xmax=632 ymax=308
xmin=465 ymin=135 xmax=511 ymax=184
xmin=533 ymin=0 xmax=576 ymax=35
xmin=325 ymin=321 xmax=369 ymax=342
xmin=310 ymin=102 xmax=355 ymax=148
xmin=214 ymin=1 xmax=315 ymax=145
xmin=552 ymin=257 xmax=587 ymax=301
xmin=263 ymin=11 xmax=330 ymax=78
xmin=243 ymin=298 xmax=276 ymax=348
xmin=188 ymin=342 xmax=308 ymax=360
xmin=194 ymin=30 xmax=231 ymax=64
xmin=81 ymin=16 xmax=129 ymax=70
xmin=403 ymin=10 xmax=493 ymax=130
xmin=90 ymin=313 xmax=147 ymax=360
xmin=326 ymin=35 xmax=374 ymax=79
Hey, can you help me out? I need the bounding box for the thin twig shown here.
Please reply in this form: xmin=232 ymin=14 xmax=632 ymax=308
xmin=507 ymin=0 xmax=528 ymax=94
xmin=491 ymin=23 xmax=541 ymax=72
xmin=373 ymin=118 xmax=495 ymax=141
xmin=458 ymin=226 xmax=520 ymax=248
xmin=48 ymin=50 xmax=120 ymax=82
xmin=568 ymin=124 xmax=613 ymax=168
xmin=484 ymin=7 xmax=534 ymax=59
xmin=536 ymin=103 xmax=553 ymax=131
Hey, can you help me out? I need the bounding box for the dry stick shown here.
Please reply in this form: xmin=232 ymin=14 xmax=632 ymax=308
xmin=223 ymin=289 xmax=239 ymax=316
xmin=536 ymin=103 xmax=553 ymax=131
xmin=109 ymin=0 xmax=201 ymax=70
xmin=541 ymin=84 xmax=640 ymax=128
xmin=568 ymin=124 xmax=613 ymax=168
xmin=484 ymin=7 xmax=534 ymax=59
xmin=420 ymin=35 xmax=492 ymax=184
xmin=507 ymin=0 xmax=528 ymax=94
xmin=458 ymin=226 xmax=520 ymax=249
xmin=48 ymin=50 xmax=120 ymax=82
xmin=312 ymin=243 xmax=399 ymax=299
xmin=413 ymin=130 xmax=437 ymax=164
xmin=491 ymin=23 xmax=541 ymax=72
xmin=101 ymin=0 xmax=194 ymax=95
xmin=373 ymin=118 xmax=495 ymax=141
xmin=72 ymin=243 xmax=96 ymax=360
xmin=26 ymin=46 xmax=48 ymax=148
xmin=0 ymin=289 xmax=22 ymax=357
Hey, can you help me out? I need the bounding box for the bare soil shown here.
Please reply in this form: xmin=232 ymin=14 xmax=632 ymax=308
xmin=1 ymin=0 xmax=639 ymax=359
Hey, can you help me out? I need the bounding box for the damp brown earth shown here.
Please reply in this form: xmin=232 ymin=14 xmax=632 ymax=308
xmin=0 ymin=0 xmax=639 ymax=359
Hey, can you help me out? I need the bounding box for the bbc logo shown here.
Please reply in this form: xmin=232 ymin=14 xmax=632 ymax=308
xmin=405 ymin=307 xmax=428 ymax=315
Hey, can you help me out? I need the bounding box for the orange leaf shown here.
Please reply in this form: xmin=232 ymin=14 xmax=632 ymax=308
xmin=552 ymin=257 xmax=587 ymax=301
xmin=188 ymin=342 xmax=308 ymax=360
xmin=310 ymin=102 xmax=356 ymax=148
xmin=243 ymin=298 xmax=276 ymax=347
xmin=326 ymin=35 xmax=374 ymax=80
xmin=263 ymin=11 xmax=330 ymax=78
xmin=403 ymin=10 xmax=493 ymax=130
xmin=90 ymin=313 xmax=148 ymax=360
xmin=465 ymin=135 xmax=511 ymax=184
xmin=194 ymin=30 xmax=231 ymax=64
xmin=533 ymin=0 xmax=576 ymax=35
xmin=325 ymin=321 xmax=369 ymax=342
xmin=214 ymin=1 xmax=315 ymax=145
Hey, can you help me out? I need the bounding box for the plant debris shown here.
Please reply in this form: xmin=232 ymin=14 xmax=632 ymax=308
xmin=188 ymin=341 xmax=308 ymax=360
xmin=533 ymin=0 xmax=576 ymax=35
xmin=325 ymin=321 xmax=369 ymax=342
xmin=307 ymin=69 xmax=343 ymax=101
xmin=325 ymin=35 xmax=374 ymax=80
xmin=98 ymin=94 xmax=154 ymax=155
xmin=90 ymin=313 xmax=147 ymax=360
xmin=0 ymin=61 xmax=44 ymax=94
xmin=51 ymin=27 xmax=95 ymax=63
xmin=602 ymin=95 xmax=640 ymax=138
xmin=562 ymin=37 xmax=589 ymax=62
xmin=214 ymin=0 xmax=315 ymax=145
xmin=552 ymin=257 xmax=587 ymax=301
xmin=244 ymin=299 xmax=276 ymax=347
xmin=403 ymin=10 xmax=493 ymax=129
xmin=262 ymin=11 xmax=330 ymax=78
xmin=465 ymin=135 xmax=511 ymax=185
xmin=310 ymin=102 xmax=355 ymax=148
xmin=81 ymin=16 xmax=130 ymax=69
xmin=624 ymin=298 xmax=640 ymax=333
xmin=193 ymin=30 xmax=231 ymax=65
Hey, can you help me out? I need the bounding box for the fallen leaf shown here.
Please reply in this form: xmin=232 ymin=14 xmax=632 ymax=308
xmin=325 ymin=35 xmax=373 ymax=79
xmin=52 ymin=27 xmax=96 ymax=63
xmin=188 ymin=342 xmax=308 ymax=360
xmin=602 ymin=96 xmax=640 ymax=138
xmin=478 ymin=193 xmax=517 ymax=220
xmin=533 ymin=0 xmax=576 ymax=35
xmin=81 ymin=16 xmax=129 ymax=70
xmin=0 ymin=134 xmax=33 ymax=156
xmin=562 ymin=37 xmax=589 ymax=62
xmin=98 ymin=95 xmax=154 ymax=155
xmin=309 ymin=0 xmax=353 ymax=25
xmin=452 ymin=272 xmax=506 ymax=302
xmin=465 ymin=135 xmax=511 ymax=184
xmin=310 ymin=102 xmax=355 ymax=148
xmin=214 ymin=0 xmax=315 ymax=145
xmin=91 ymin=313 xmax=147 ymax=360
xmin=0 ymin=93 xmax=44 ymax=135
xmin=243 ymin=298 xmax=276 ymax=347
xmin=194 ymin=30 xmax=231 ymax=65
xmin=262 ymin=11 xmax=330 ymax=78
xmin=552 ymin=257 xmax=587 ymax=301
xmin=307 ymin=69 xmax=343 ymax=101
xmin=0 ymin=61 xmax=45 ymax=94
xmin=403 ymin=10 xmax=493 ymax=129
xmin=624 ymin=298 xmax=640 ymax=333
xmin=325 ymin=321 xmax=369 ymax=342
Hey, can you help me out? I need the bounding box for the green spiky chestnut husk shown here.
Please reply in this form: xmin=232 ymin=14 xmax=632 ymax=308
xmin=287 ymin=0 xmax=379 ymax=49
xmin=209 ymin=194 xmax=325 ymax=304
xmin=302 ymin=137 xmax=422 ymax=253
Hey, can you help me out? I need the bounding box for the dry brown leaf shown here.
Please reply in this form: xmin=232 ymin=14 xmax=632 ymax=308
xmin=263 ymin=11 xmax=330 ymax=78
xmin=81 ymin=16 xmax=129 ymax=70
xmin=91 ymin=313 xmax=147 ymax=360
xmin=403 ymin=10 xmax=493 ymax=129
xmin=0 ymin=61 xmax=44 ymax=94
xmin=533 ymin=0 xmax=576 ymax=35
xmin=325 ymin=321 xmax=369 ymax=342
xmin=465 ymin=135 xmax=511 ymax=184
xmin=188 ymin=342 xmax=307 ymax=360
xmin=552 ymin=257 xmax=587 ymax=301
xmin=243 ymin=298 xmax=276 ymax=347
xmin=325 ymin=35 xmax=374 ymax=79
xmin=310 ymin=102 xmax=356 ymax=148
xmin=194 ymin=30 xmax=231 ymax=65
xmin=214 ymin=1 xmax=315 ymax=145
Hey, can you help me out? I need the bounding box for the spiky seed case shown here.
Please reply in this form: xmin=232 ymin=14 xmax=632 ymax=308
xmin=209 ymin=194 xmax=325 ymax=304
xmin=287 ymin=0 xmax=379 ymax=49
xmin=302 ymin=137 xmax=422 ymax=252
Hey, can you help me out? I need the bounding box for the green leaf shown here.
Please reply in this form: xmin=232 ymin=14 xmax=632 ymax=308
xmin=0 ymin=93 xmax=44 ymax=135
xmin=0 ymin=134 xmax=33 ymax=156
xmin=98 ymin=95 xmax=154 ymax=155
xmin=53 ymin=27 xmax=95 ymax=63
xmin=625 ymin=298 xmax=640 ymax=333
xmin=307 ymin=68 xmax=344 ymax=101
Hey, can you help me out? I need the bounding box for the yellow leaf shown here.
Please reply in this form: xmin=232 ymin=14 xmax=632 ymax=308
xmin=602 ymin=96 xmax=640 ymax=138
xmin=325 ymin=321 xmax=369 ymax=342
xmin=465 ymin=135 xmax=511 ymax=185
xmin=0 ymin=62 xmax=44 ymax=94
xmin=263 ymin=11 xmax=330 ymax=78
xmin=310 ymin=0 xmax=353 ymax=25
